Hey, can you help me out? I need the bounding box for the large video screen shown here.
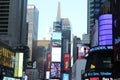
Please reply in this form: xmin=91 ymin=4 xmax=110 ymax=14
xmin=52 ymin=32 xmax=62 ymax=47
xmin=50 ymin=62 xmax=61 ymax=78
xmin=51 ymin=47 xmax=61 ymax=62
xmin=63 ymin=73 xmax=69 ymax=80
xmin=63 ymin=54 xmax=70 ymax=71
xmin=77 ymin=44 xmax=90 ymax=59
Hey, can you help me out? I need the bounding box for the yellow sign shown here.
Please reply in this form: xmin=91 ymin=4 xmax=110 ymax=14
xmin=90 ymin=64 xmax=95 ymax=69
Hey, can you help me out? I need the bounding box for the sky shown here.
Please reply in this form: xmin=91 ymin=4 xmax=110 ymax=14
xmin=28 ymin=0 xmax=87 ymax=40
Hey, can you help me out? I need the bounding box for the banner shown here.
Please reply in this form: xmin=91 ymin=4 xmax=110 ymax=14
xmin=46 ymin=53 xmax=51 ymax=71
xmin=63 ymin=54 xmax=70 ymax=71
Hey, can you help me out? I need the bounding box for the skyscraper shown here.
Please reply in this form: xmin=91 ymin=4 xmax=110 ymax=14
xmin=49 ymin=1 xmax=71 ymax=80
xmin=0 ymin=0 xmax=28 ymax=48
xmin=27 ymin=4 xmax=39 ymax=61
xmin=87 ymin=0 xmax=106 ymax=45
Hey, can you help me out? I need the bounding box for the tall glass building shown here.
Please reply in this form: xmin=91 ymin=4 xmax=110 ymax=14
xmin=27 ymin=4 xmax=39 ymax=61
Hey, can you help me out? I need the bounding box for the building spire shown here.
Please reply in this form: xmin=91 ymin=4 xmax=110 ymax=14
xmin=56 ymin=1 xmax=61 ymax=22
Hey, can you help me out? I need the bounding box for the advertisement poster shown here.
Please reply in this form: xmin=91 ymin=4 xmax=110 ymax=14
xmin=52 ymin=32 xmax=62 ymax=47
xmin=46 ymin=53 xmax=51 ymax=71
xmin=63 ymin=54 xmax=70 ymax=71
xmin=77 ymin=44 xmax=90 ymax=59
xmin=50 ymin=62 xmax=61 ymax=78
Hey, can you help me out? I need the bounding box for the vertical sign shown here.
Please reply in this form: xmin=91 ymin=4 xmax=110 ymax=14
xmin=46 ymin=53 xmax=51 ymax=71
xmin=63 ymin=54 xmax=70 ymax=71
xmin=14 ymin=52 xmax=24 ymax=77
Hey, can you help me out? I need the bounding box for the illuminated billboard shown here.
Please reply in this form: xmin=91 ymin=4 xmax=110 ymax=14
xmin=99 ymin=14 xmax=112 ymax=45
xmin=52 ymin=32 xmax=62 ymax=47
xmin=46 ymin=53 xmax=51 ymax=71
xmin=14 ymin=52 xmax=24 ymax=77
xmin=3 ymin=77 xmax=20 ymax=80
xmin=63 ymin=73 xmax=69 ymax=80
xmin=51 ymin=47 xmax=61 ymax=62
xmin=46 ymin=71 xmax=50 ymax=79
xmin=63 ymin=54 xmax=70 ymax=71
xmin=50 ymin=62 xmax=61 ymax=79
xmin=0 ymin=47 xmax=14 ymax=68
xmin=53 ymin=21 xmax=61 ymax=31
xmin=77 ymin=44 xmax=90 ymax=59
xmin=90 ymin=77 xmax=99 ymax=80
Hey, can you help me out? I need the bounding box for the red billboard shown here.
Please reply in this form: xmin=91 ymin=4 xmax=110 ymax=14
xmin=63 ymin=54 xmax=70 ymax=71
xmin=46 ymin=53 xmax=51 ymax=71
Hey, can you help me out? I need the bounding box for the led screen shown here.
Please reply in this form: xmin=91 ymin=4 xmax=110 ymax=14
xmin=90 ymin=77 xmax=99 ymax=80
xmin=51 ymin=47 xmax=61 ymax=62
xmin=77 ymin=44 xmax=90 ymax=59
xmin=99 ymin=14 xmax=112 ymax=45
xmin=46 ymin=53 xmax=51 ymax=71
xmin=52 ymin=32 xmax=62 ymax=47
xmin=63 ymin=73 xmax=69 ymax=80
xmin=50 ymin=62 xmax=61 ymax=78
xmin=53 ymin=21 xmax=61 ymax=31
xmin=3 ymin=77 xmax=20 ymax=80
xmin=63 ymin=54 xmax=70 ymax=71
xmin=14 ymin=52 xmax=24 ymax=77
xmin=46 ymin=71 xmax=50 ymax=79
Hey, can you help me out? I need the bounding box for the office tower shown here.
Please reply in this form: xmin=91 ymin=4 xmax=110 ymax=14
xmin=27 ymin=4 xmax=39 ymax=61
xmin=87 ymin=0 xmax=106 ymax=45
xmin=82 ymin=1 xmax=114 ymax=79
xmin=72 ymin=36 xmax=81 ymax=63
xmin=111 ymin=0 xmax=120 ymax=78
xmin=49 ymin=1 xmax=71 ymax=80
xmin=0 ymin=0 xmax=28 ymax=48
xmin=61 ymin=18 xmax=71 ymax=55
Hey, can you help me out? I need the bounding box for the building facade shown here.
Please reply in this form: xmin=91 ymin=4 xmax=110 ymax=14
xmin=87 ymin=0 xmax=106 ymax=45
xmin=27 ymin=4 xmax=39 ymax=61
xmin=0 ymin=0 xmax=28 ymax=48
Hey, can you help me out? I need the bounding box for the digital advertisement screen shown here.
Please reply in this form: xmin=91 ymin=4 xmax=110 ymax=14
xmin=77 ymin=44 xmax=90 ymax=59
xmin=46 ymin=53 xmax=51 ymax=71
xmin=14 ymin=52 xmax=24 ymax=77
xmin=63 ymin=54 xmax=70 ymax=71
xmin=90 ymin=77 xmax=99 ymax=80
xmin=52 ymin=32 xmax=62 ymax=47
xmin=3 ymin=77 xmax=20 ymax=80
xmin=50 ymin=62 xmax=61 ymax=78
xmin=63 ymin=73 xmax=69 ymax=80
xmin=46 ymin=71 xmax=50 ymax=79
xmin=51 ymin=47 xmax=61 ymax=62
xmin=99 ymin=14 xmax=112 ymax=45
xmin=53 ymin=21 xmax=61 ymax=31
